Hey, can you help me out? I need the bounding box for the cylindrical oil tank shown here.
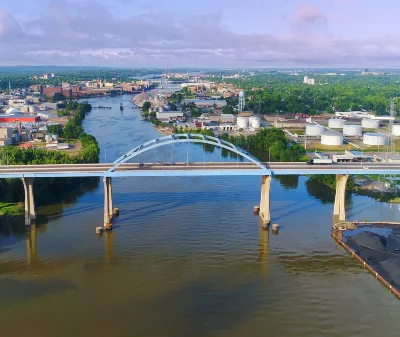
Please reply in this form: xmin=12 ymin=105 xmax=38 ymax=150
xmin=305 ymin=124 xmax=325 ymax=136
xmin=51 ymin=134 xmax=59 ymax=141
xmin=45 ymin=134 xmax=52 ymax=142
xmin=250 ymin=116 xmax=261 ymax=129
xmin=392 ymin=124 xmax=400 ymax=136
xmin=237 ymin=116 xmax=249 ymax=129
xmin=328 ymin=118 xmax=345 ymax=128
xmin=363 ymin=133 xmax=386 ymax=146
xmin=343 ymin=124 xmax=362 ymax=136
xmin=361 ymin=119 xmax=380 ymax=129
xmin=321 ymin=130 xmax=343 ymax=146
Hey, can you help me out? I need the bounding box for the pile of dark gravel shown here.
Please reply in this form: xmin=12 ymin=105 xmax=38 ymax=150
xmin=346 ymin=230 xmax=400 ymax=291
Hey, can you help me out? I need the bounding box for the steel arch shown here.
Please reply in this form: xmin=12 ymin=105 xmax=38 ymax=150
xmin=108 ymin=134 xmax=271 ymax=174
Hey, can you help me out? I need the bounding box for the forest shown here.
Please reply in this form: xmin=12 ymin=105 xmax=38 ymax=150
xmin=224 ymin=73 xmax=400 ymax=115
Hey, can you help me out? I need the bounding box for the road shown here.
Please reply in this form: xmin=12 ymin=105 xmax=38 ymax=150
xmin=1 ymin=161 xmax=400 ymax=178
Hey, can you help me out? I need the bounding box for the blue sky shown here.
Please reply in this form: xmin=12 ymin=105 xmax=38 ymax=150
xmin=0 ymin=0 xmax=398 ymax=67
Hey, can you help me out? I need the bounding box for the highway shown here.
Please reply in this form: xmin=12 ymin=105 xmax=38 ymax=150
xmin=1 ymin=161 xmax=400 ymax=178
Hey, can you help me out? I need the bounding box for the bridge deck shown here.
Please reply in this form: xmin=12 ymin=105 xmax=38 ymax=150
xmin=0 ymin=162 xmax=399 ymax=178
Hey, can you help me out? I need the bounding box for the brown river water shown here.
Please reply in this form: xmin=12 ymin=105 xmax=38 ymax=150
xmin=0 ymin=95 xmax=398 ymax=337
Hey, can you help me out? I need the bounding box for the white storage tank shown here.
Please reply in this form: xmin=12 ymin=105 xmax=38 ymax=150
xmin=392 ymin=124 xmax=400 ymax=136
xmin=321 ymin=130 xmax=343 ymax=146
xmin=250 ymin=116 xmax=261 ymax=129
xmin=328 ymin=118 xmax=345 ymax=128
xmin=343 ymin=124 xmax=362 ymax=136
xmin=363 ymin=133 xmax=386 ymax=146
xmin=305 ymin=124 xmax=325 ymax=136
xmin=237 ymin=116 xmax=249 ymax=129
xmin=361 ymin=119 xmax=380 ymax=129
xmin=51 ymin=134 xmax=59 ymax=141
xmin=45 ymin=134 xmax=52 ymax=143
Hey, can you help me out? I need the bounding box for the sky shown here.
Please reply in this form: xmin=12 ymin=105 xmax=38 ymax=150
xmin=0 ymin=0 xmax=398 ymax=68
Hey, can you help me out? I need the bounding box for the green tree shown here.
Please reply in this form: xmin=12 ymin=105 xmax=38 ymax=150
xmin=142 ymin=101 xmax=151 ymax=113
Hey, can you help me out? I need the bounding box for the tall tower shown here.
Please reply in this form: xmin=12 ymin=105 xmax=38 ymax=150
xmin=238 ymin=91 xmax=245 ymax=112
xmin=8 ymin=81 xmax=11 ymax=95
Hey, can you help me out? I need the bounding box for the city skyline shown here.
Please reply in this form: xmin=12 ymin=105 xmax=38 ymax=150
xmin=0 ymin=0 xmax=398 ymax=68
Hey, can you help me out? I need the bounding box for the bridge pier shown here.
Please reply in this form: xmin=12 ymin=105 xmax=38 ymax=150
xmin=21 ymin=178 xmax=35 ymax=226
xmin=333 ymin=174 xmax=349 ymax=222
xmin=260 ymin=175 xmax=272 ymax=227
xmin=103 ymin=177 xmax=113 ymax=228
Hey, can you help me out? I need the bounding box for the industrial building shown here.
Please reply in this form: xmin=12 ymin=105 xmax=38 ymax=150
xmin=0 ymin=115 xmax=40 ymax=123
xmin=156 ymin=111 xmax=184 ymax=121
xmin=0 ymin=127 xmax=12 ymax=146
xmin=185 ymin=99 xmax=227 ymax=109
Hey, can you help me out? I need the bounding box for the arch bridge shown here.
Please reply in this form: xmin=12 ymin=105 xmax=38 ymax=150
xmin=2 ymin=134 xmax=400 ymax=228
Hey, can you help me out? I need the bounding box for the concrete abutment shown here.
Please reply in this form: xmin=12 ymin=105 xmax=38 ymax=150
xmin=333 ymin=174 xmax=349 ymax=222
xmin=259 ymin=175 xmax=272 ymax=227
xmin=21 ymin=178 xmax=36 ymax=226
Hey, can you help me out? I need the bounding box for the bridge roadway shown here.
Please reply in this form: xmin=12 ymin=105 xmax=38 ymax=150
xmin=1 ymin=162 xmax=400 ymax=178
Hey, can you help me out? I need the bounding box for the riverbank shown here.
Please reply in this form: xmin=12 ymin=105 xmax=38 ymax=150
xmin=0 ymin=202 xmax=24 ymax=217
xmin=154 ymin=125 xmax=173 ymax=136
xmin=0 ymin=102 xmax=100 ymax=222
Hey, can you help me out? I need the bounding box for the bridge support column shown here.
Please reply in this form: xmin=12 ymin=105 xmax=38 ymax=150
xmin=260 ymin=175 xmax=272 ymax=226
xmin=333 ymin=174 xmax=349 ymax=222
xmin=103 ymin=177 xmax=113 ymax=228
xmin=21 ymin=178 xmax=35 ymax=226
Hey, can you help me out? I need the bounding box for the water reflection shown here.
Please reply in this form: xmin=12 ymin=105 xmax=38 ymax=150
xmin=275 ymin=175 xmax=299 ymax=190
xmin=27 ymin=225 xmax=38 ymax=266
xmin=104 ymin=230 xmax=115 ymax=266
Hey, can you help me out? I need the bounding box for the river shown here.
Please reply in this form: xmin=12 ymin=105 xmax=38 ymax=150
xmin=0 ymin=95 xmax=399 ymax=337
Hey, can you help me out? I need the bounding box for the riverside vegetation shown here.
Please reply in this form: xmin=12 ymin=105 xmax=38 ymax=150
xmin=0 ymin=102 xmax=100 ymax=220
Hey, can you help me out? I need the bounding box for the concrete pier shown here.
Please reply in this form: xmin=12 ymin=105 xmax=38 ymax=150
xmin=21 ymin=178 xmax=36 ymax=226
xmin=333 ymin=174 xmax=349 ymax=222
xmin=103 ymin=177 xmax=113 ymax=227
xmin=260 ymin=175 xmax=272 ymax=226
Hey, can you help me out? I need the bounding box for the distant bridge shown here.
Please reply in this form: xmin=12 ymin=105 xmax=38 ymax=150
xmin=1 ymin=134 xmax=399 ymax=228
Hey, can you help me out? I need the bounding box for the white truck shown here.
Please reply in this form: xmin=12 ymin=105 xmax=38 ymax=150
xmin=307 ymin=158 xmax=333 ymax=165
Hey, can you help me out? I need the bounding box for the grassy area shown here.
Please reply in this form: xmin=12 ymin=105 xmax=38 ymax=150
xmin=0 ymin=202 xmax=24 ymax=217
xmin=289 ymin=129 xmax=305 ymax=135
xmin=299 ymin=154 xmax=311 ymax=162
xmin=307 ymin=143 xmax=357 ymax=152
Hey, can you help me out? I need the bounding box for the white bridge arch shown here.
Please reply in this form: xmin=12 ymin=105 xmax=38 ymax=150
xmin=108 ymin=134 xmax=271 ymax=174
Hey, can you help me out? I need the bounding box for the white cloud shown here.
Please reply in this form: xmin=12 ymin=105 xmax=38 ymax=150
xmin=0 ymin=0 xmax=400 ymax=67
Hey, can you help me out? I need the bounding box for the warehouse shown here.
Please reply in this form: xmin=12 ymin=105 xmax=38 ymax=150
xmin=0 ymin=114 xmax=40 ymax=123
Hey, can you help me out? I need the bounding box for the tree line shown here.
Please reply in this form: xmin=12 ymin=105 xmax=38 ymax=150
xmin=226 ymin=74 xmax=400 ymax=115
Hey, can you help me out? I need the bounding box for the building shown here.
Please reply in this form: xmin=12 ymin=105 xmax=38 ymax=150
xmin=43 ymin=73 xmax=55 ymax=80
xmin=238 ymin=111 xmax=253 ymax=117
xmin=5 ymin=107 xmax=21 ymax=115
xmin=220 ymin=114 xmax=235 ymax=123
xmin=0 ymin=127 xmax=12 ymax=146
xmin=185 ymin=99 xmax=227 ymax=109
xmin=43 ymin=87 xmax=62 ymax=97
xmin=29 ymin=85 xmax=44 ymax=94
xmin=0 ymin=115 xmax=40 ymax=123
xmin=8 ymin=99 xmax=28 ymax=107
xmin=156 ymin=111 xmax=184 ymax=121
